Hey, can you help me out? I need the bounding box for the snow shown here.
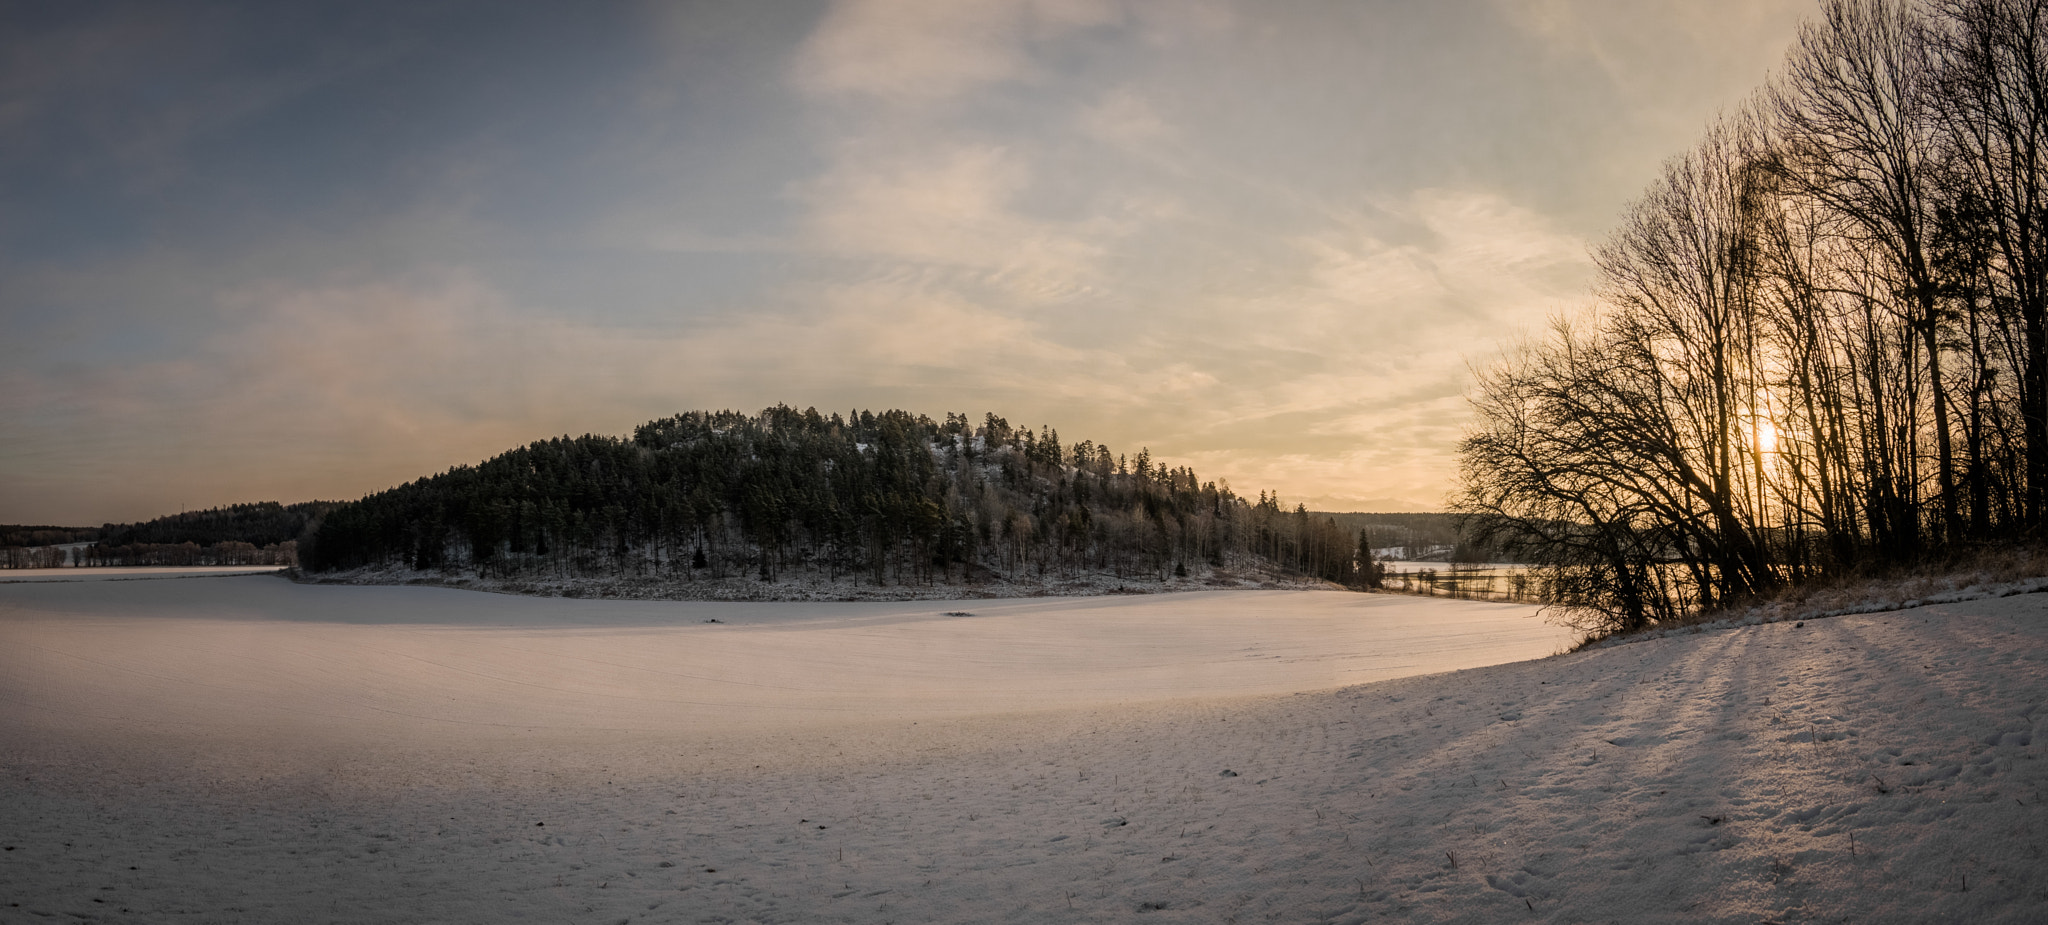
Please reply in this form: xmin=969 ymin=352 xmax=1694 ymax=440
xmin=2 ymin=574 xmax=2044 ymax=922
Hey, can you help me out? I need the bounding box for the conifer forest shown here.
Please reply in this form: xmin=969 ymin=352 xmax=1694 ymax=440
xmin=303 ymin=407 xmax=1369 ymax=589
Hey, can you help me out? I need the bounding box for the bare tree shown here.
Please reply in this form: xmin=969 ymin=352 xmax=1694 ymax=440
xmin=1774 ymin=0 xmax=1965 ymax=544
xmin=1928 ymin=0 xmax=2048 ymax=532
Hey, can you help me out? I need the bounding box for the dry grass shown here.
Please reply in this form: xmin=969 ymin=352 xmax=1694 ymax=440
xmin=1587 ymin=543 xmax=2048 ymax=650
xmin=1721 ymin=543 xmax=2048 ymax=619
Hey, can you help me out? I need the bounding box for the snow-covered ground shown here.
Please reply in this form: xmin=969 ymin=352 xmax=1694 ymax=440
xmin=2 ymin=574 xmax=2043 ymax=922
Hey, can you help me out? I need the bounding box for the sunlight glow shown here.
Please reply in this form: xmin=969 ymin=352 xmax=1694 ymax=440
xmin=1752 ymin=417 xmax=1781 ymax=454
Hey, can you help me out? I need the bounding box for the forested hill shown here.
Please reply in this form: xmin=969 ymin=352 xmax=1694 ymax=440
xmin=303 ymin=406 xmax=1369 ymax=592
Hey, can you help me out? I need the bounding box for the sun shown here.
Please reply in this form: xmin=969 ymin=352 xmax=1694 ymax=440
xmin=1752 ymin=417 xmax=1781 ymax=454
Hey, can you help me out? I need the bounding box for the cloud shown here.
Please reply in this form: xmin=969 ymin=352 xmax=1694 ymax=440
xmin=1076 ymin=86 xmax=1177 ymax=155
xmin=790 ymin=0 xmax=1115 ymax=107
xmin=1193 ymin=187 xmax=1591 ymax=405
xmin=1103 ymin=187 xmax=1592 ymax=509
xmin=1495 ymin=0 xmax=1807 ymax=140
xmin=1298 ymin=189 xmax=1589 ymax=334
xmin=1498 ymin=0 xmax=1804 ymax=73
xmin=792 ymin=140 xmax=1137 ymax=303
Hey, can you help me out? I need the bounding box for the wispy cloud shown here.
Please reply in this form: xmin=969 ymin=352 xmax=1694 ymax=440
xmin=790 ymin=0 xmax=1116 ymax=107
xmin=1125 ymin=188 xmax=1592 ymax=508
xmin=795 ymin=141 xmax=1110 ymax=284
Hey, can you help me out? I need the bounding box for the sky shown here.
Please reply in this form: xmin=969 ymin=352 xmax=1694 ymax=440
xmin=0 ymin=0 xmax=1814 ymax=527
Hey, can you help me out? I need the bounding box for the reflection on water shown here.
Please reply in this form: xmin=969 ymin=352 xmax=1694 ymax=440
xmin=1379 ymin=560 xmax=1538 ymax=602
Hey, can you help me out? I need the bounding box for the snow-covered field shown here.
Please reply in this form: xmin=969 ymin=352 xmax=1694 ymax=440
xmin=2 ymin=575 xmax=2044 ymax=922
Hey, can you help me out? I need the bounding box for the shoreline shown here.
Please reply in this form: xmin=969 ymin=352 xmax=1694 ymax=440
xmin=297 ymin=563 xmax=1354 ymax=602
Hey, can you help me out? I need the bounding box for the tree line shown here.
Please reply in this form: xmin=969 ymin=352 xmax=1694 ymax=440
xmin=1316 ymin=512 xmax=1514 ymax=562
xmin=304 ymin=406 xmax=1374 ymax=589
xmin=81 ymin=501 xmax=331 ymax=568
xmin=1460 ymin=0 xmax=2048 ymax=636
xmin=0 ymin=525 xmax=96 ymax=569
xmin=0 ymin=525 xmax=98 ymax=548
xmin=0 ymin=503 xmax=334 ymax=569
xmin=96 ymin=501 xmax=337 ymax=549
xmin=72 ymin=540 xmax=300 ymax=568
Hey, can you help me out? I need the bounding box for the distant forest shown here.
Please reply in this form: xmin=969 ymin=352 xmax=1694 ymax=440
xmin=1460 ymin=0 xmax=2048 ymax=636
xmin=0 ymin=525 xmax=98 ymax=547
xmin=1318 ymin=512 xmax=1509 ymax=562
xmin=303 ymin=407 xmax=1373 ymax=589
xmin=0 ymin=525 xmax=97 ymax=568
xmin=83 ymin=501 xmax=337 ymax=567
xmin=0 ymin=503 xmax=336 ymax=569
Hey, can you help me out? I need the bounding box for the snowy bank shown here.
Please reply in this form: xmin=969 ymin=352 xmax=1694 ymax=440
xmin=302 ymin=557 xmax=1347 ymax=602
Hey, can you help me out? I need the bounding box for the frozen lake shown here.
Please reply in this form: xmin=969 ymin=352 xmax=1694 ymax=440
xmin=0 ymin=574 xmax=1569 ymax=747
